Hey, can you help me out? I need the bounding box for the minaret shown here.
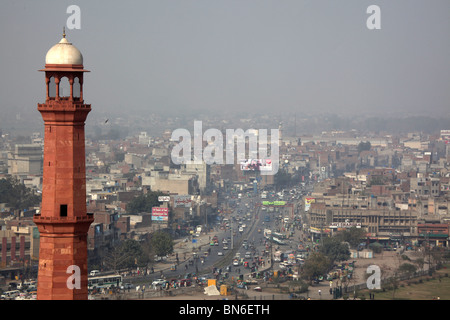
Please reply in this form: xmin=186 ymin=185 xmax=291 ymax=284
xmin=33 ymin=30 xmax=93 ymax=300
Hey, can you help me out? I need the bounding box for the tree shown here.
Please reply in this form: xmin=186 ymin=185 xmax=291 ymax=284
xmin=335 ymin=227 xmax=366 ymax=249
xmin=357 ymin=141 xmax=371 ymax=153
xmin=150 ymin=231 xmax=174 ymax=258
xmin=388 ymin=272 xmax=400 ymax=299
xmin=118 ymin=239 xmax=149 ymax=269
xmin=301 ymin=252 xmax=331 ymax=284
xmin=369 ymin=242 xmax=383 ymax=254
xmin=414 ymin=257 xmax=425 ymax=274
xmin=126 ymin=191 xmax=166 ymax=214
xmin=274 ymin=169 xmax=292 ymax=190
xmin=103 ymin=245 xmax=130 ymax=272
xmin=398 ymin=263 xmax=417 ymax=279
xmin=430 ymin=247 xmax=446 ymax=271
xmin=0 ymin=176 xmax=41 ymax=210
xmin=319 ymin=237 xmax=350 ymax=263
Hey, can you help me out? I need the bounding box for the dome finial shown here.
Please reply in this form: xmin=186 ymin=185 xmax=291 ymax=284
xmin=63 ymin=26 xmax=66 ymax=38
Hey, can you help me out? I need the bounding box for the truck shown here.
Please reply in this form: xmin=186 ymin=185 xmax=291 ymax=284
xmin=211 ymin=235 xmax=219 ymax=246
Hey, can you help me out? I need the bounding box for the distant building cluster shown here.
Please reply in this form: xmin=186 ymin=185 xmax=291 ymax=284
xmin=1 ymin=124 xmax=450 ymax=280
xmin=303 ymin=130 xmax=450 ymax=248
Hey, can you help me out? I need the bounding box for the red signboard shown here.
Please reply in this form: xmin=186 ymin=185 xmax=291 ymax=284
xmin=152 ymin=207 xmax=169 ymax=221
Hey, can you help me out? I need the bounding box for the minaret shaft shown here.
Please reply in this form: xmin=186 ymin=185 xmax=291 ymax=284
xmin=34 ymin=33 xmax=93 ymax=300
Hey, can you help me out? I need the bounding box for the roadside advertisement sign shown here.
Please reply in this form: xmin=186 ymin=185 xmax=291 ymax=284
xmin=240 ymin=159 xmax=273 ymax=172
xmin=174 ymin=195 xmax=192 ymax=208
xmin=152 ymin=207 xmax=169 ymax=222
xmin=304 ymin=198 xmax=315 ymax=211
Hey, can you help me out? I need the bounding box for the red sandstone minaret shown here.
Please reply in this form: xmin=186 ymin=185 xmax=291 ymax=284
xmin=34 ymin=29 xmax=94 ymax=300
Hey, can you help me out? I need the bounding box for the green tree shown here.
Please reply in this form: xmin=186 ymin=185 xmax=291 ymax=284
xmin=274 ymin=168 xmax=292 ymax=190
xmin=369 ymin=242 xmax=383 ymax=254
xmin=367 ymin=175 xmax=386 ymax=186
xmin=320 ymin=237 xmax=350 ymax=263
xmin=126 ymin=191 xmax=166 ymax=213
xmin=357 ymin=141 xmax=371 ymax=153
xmin=335 ymin=227 xmax=366 ymax=249
xmin=118 ymin=239 xmax=149 ymax=269
xmin=0 ymin=176 xmax=41 ymax=210
xmin=302 ymin=252 xmax=331 ymax=284
xmin=150 ymin=231 xmax=174 ymax=258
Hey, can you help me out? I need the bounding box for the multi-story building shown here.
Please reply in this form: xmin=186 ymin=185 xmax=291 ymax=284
xmin=8 ymin=144 xmax=43 ymax=177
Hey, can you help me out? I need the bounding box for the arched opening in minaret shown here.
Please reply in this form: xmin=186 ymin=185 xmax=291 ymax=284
xmin=73 ymin=77 xmax=81 ymax=99
xmin=49 ymin=76 xmax=56 ymax=98
xmin=59 ymin=77 xmax=70 ymax=98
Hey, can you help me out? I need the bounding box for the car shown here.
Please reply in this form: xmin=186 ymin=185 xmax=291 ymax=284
xmin=223 ymin=245 xmax=229 ymax=250
xmin=120 ymin=283 xmax=134 ymax=290
xmin=151 ymin=279 xmax=167 ymax=287
xmin=244 ymin=252 xmax=252 ymax=258
xmin=177 ymin=279 xmax=192 ymax=287
xmin=26 ymin=284 xmax=37 ymax=291
xmin=89 ymin=270 xmax=100 ymax=277
xmin=233 ymin=260 xmax=240 ymax=266
xmin=218 ymin=251 xmax=224 ymax=256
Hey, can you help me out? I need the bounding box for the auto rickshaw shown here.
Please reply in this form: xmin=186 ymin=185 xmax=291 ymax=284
xmin=170 ymin=264 xmax=177 ymax=271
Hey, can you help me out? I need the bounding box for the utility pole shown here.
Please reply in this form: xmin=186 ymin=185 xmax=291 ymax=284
xmin=231 ymin=225 xmax=233 ymax=250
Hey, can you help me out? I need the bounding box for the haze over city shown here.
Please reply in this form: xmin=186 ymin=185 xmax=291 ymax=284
xmin=3 ymin=0 xmax=450 ymax=304
xmin=0 ymin=0 xmax=449 ymax=136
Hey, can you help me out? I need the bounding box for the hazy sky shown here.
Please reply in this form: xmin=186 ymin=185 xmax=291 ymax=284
xmin=1 ymin=0 xmax=449 ymax=121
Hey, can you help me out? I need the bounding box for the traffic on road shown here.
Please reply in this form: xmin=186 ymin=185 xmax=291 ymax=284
xmin=83 ymin=184 xmax=317 ymax=299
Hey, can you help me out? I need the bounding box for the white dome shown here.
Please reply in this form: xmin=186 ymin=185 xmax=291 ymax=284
xmin=45 ymin=36 xmax=83 ymax=65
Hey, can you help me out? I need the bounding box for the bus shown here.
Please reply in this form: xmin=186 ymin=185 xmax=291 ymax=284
xmin=1 ymin=290 xmax=20 ymax=300
xmin=88 ymin=274 xmax=123 ymax=291
xmin=272 ymin=231 xmax=286 ymax=240
xmin=272 ymin=237 xmax=286 ymax=245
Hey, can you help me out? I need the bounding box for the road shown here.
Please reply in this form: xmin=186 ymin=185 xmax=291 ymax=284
xmin=122 ymin=193 xmax=269 ymax=284
xmin=119 ymin=188 xmax=309 ymax=292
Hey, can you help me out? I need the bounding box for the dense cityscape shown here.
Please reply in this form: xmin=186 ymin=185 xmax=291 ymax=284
xmin=1 ymin=0 xmax=449 ymax=309
xmin=1 ymin=112 xmax=450 ymax=300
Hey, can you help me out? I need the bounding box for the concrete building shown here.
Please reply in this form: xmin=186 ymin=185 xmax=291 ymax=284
xmin=8 ymin=144 xmax=43 ymax=177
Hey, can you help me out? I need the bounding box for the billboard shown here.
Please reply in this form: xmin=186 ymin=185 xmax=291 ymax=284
xmin=240 ymin=159 xmax=273 ymax=172
xmin=152 ymin=207 xmax=169 ymax=222
xmin=304 ymin=198 xmax=315 ymax=212
xmin=158 ymin=196 xmax=170 ymax=202
xmin=173 ymin=195 xmax=192 ymax=208
xmin=262 ymin=201 xmax=286 ymax=206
